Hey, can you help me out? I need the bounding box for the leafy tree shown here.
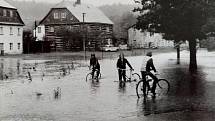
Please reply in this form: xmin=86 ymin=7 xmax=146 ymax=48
xmin=134 ymin=0 xmax=210 ymax=71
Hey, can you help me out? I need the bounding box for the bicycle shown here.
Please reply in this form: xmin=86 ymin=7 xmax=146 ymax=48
xmin=117 ymin=68 xmax=141 ymax=82
xmin=86 ymin=68 xmax=101 ymax=82
xmin=136 ymin=72 xmax=170 ymax=98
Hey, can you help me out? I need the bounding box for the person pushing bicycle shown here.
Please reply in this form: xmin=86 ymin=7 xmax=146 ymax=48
xmin=141 ymin=51 xmax=158 ymax=97
xmin=117 ymin=53 xmax=134 ymax=83
xmin=90 ymin=54 xmax=100 ymax=80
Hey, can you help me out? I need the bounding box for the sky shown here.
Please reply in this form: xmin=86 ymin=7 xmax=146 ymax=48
xmin=15 ymin=0 xmax=135 ymax=6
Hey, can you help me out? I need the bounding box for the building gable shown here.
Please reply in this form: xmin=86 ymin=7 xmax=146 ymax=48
xmin=40 ymin=8 xmax=79 ymax=25
xmin=0 ymin=0 xmax=24 ymax=26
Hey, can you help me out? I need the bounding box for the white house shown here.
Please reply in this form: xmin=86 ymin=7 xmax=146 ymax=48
xmin=128 ymin=27 xmax=174 ymax=48
xmin=0 ymin=0 xmax=24 ymax=54
xmin=33 ymin=25 xmax=45 ymax=41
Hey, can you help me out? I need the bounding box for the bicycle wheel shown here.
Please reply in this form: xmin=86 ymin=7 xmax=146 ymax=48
xmin=136 ymin=80 xmax=149 ymax=98
xmin=156 ymin=79 xmax=170 ymax=95
xmin=86 ymin=73 xmax=93 ymax=82
xmin=132 ymin=73 xmax=141 ymax=82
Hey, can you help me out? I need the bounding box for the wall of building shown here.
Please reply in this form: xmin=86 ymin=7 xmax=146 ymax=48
xmin=128 ymin=28 xmax=174 ymax=48
xmin=0 ymin=25 xmax=23 ymax=54
xmin=33 ymin=25 xmax=45 ymax=41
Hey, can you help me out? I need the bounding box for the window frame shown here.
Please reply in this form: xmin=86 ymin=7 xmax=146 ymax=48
xmin=10 ymin=27 xmax=13 ymax=35
xmin=61 ymin=12 xmax=66 ymax=19
xmin=17 ymin=28 xmax=21 ymax=36
xmin=37 ymin=27 xmax=41 ymax=33
xmin=9 ymin=43 xmax=13 ymax=50
xmin=0 ymin=27 xmax=3 ymax=35
xmin=10 ymin=10 xmax=13 ymax=17
xmin=17 ymin=43 xmax=21 ymax=50
xmin=50 ymin=27 xmax=54 ymax=32
xmin=3 ymin=9 xmax=6 ymax=17
xmin=54 ymin=12 xmax=59 ymax=19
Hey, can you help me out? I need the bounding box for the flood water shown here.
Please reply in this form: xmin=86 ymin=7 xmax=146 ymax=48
xmin=1 ymin=50 xmax=215 ymax=121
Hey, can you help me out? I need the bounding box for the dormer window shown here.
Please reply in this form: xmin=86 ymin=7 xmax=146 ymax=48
xmin=10 ymin=10 xmax=13 ymax=17
xmin=3 ymin=9 xmax=6 ymax=16
xmin=54 ymin=12 xmax=59 ymax=19
xmin=61 ymin=12 xmax=66 ymax=19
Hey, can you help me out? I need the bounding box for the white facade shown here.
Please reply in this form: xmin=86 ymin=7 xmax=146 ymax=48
xmin=33 ymin=25 xmax=45 ymax=41
xmin=0 ymin=25 xmax=23 ymax=54
xmin=128 ymin=28 xmax=174 ymax=48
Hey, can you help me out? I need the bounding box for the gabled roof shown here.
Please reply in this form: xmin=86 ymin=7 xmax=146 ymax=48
xmin=0 ymin=0 xmax=16 ymax=9
xmin=53 ymin=0 xmax=113 ymax=24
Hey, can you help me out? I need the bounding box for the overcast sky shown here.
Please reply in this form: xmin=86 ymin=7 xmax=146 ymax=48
xmin=16 ymin=0 xmax=135 ymax=6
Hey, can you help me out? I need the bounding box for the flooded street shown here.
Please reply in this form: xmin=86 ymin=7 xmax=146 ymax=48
xmin=1 ymin=50 xmax=215 ymax=121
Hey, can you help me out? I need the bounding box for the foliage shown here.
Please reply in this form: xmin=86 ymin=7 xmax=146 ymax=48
xmin=133 ymin=0 xmax=211 ymax=71
xmin=100 ymin=4 xmax=137 ymax=40
xmin=133 ymin=0 xmax=209 ymax=42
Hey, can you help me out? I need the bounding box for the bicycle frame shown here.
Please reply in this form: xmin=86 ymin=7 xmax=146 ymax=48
xmin=117 ymin=68 xmax=140 ymax=82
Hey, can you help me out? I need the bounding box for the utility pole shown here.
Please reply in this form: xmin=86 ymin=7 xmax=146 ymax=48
xmin=82 ymin=13 xmax=86 ymax=60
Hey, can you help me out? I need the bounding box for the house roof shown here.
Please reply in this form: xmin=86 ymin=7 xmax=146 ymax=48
xmin=0 ymin=0 xmax=16 ymax=9
xmin=53 ymin=0 xmax=113 ymax=24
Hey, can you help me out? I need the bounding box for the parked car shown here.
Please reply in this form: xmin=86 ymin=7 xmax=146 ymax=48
xmin=100 ymin=44 xmax=119 ymax=52
xmin=118 ymin=44 xmax=129 ymax=50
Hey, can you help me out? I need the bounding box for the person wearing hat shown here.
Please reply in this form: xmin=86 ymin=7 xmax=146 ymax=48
xmin=141 ymin=51 xmax=158 ymax=97
xmin=90 ymin=54 xmax=100 ymax=81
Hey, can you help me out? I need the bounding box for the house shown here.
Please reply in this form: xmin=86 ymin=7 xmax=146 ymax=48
xmin=0 ymin=0 xmax=24 ymax=54
xmin=39 ymin=0 xmax=113 ymax=51
xmin=33 ymin=24 xmax=45 ymax=41
xmin=128 ymin=27 xmax=174 ymax=49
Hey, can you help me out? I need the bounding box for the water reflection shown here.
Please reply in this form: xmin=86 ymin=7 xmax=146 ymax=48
xmin=90 ymin=80 xmax=100 ymax=95
xmin=136 ymin=59 xmax=209 ymax=119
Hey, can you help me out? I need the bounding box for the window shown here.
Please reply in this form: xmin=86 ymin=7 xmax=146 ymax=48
xmin=0 ymin=27 xmax=3 ymax=35
xmin=18 ymin=28 xmax=21 ymax=36
xmin=10 ymin=10 xmax=13 ymax=17
xmin=0 ymin=43 xmax=4 ymax=51
xmin=17 ymin=43 xmax=20 ymax=50
xmin=61 ymin=12 xmax=66 ymax=19
xmin=37 ymin=27 xmax=41 ymax=33
xmin=3 ymin=9 xmax=6 ymax=16
xmin=10 ymin=27 xmax=13 ymax=35
xmin=54 ymin=12 xmax=59 ymax=19
xmin=9 ymin=43 xmax=13 ymax=50
xmin=106 ymin=27 xmax=110 ymax=32
xmin=50 ymin=27 xmax=54 ymax=32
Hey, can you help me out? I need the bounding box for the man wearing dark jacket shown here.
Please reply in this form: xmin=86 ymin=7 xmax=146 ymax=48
xmin=117 ymin=53 xmax=133 ymax=83
xmin=90 ymin=54 xmax=100 ymax=80
xmin=141 ymin=52 xmax=158 ymax=97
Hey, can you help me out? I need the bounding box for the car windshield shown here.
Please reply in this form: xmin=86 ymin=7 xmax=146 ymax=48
xmin=105 ymin=45 xmax=114 ymax=47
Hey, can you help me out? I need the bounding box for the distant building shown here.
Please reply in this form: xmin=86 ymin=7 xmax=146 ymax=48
xmin=33 ymin=25 xmax=45 ymax=41
xmin=0 ymin=0 xmax=24 ymax=54
xmin=128 ymin=27 xmax=174 ymax=48
xmin=39 ymin=0 xmax=113 ymax=51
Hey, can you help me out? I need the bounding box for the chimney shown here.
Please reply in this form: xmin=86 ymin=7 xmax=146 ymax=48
xmin=76 ymin=0 xmax=81 ymax=4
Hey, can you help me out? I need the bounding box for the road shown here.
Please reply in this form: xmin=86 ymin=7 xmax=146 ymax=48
xmin=0 ymin=49 xmax=215 ymax=121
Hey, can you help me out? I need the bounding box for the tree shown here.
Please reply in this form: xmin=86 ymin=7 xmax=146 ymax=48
xmin=133 ymin=0 xmax=210 ymax=72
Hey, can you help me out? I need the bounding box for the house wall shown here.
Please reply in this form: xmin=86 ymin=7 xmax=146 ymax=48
xmin=0 ymin=25 xmax=23 ymax=54
xmin=128 ymin=28 xmax=174 ymax=48
xmin=40 ymin=7 xmax=114 ymax=51
xmin=33 ymin=25 xmax=45 ymax=41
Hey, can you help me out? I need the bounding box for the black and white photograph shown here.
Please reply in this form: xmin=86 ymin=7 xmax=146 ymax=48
xmin=0 ymin=0 xmax=215 ymax=120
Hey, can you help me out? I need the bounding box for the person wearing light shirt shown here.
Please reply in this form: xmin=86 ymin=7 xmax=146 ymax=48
xmin=141 ymin=52 xmax=158 ymax=97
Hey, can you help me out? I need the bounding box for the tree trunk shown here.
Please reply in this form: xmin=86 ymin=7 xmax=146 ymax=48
xmin=177 ymin=45 xmax=180 ymax=64
xmin=189 ymin=39 xmax=197 ymax=72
